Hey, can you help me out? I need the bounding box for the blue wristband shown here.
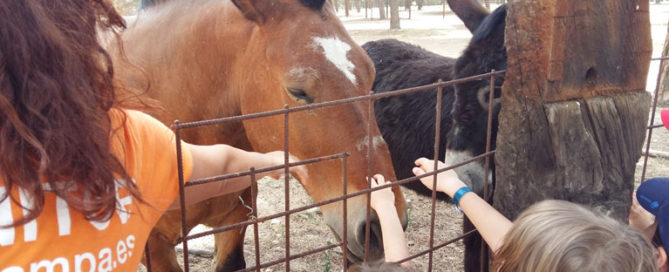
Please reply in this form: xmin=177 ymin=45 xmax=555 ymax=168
xmin=453 ymin=186 xmax=472 ymax=212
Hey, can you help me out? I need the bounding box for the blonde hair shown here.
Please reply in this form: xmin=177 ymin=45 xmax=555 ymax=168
xmin=494 ymin=200 xmax=657 ymax=272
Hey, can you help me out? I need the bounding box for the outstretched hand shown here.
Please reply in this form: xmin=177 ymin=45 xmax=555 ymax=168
xmin=369 ymin=174 xmax=396 ymax=211
xmin=263 ymin=151 xmax=309 ymax=183
xmin=412 ymin=157 xmax=466 ymax=197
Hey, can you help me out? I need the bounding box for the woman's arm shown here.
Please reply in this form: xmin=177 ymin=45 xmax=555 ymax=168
xmin=168 ymin=143 xmax=307 ymax=209
xmin=412 ymin=158 xmax=512 ymax=252
xmin=369 ymin=174 xmax=410 ymax=269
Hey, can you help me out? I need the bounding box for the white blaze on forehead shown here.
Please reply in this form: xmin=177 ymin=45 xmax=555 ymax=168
xmin=313 ymin=37 xmax=357 ymax=85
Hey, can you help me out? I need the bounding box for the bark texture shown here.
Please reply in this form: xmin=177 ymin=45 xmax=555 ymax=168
xmin=494 ymin=0 xmax=652 ymax=222
xmin=389 ymin=0 xmax=400 ymax=29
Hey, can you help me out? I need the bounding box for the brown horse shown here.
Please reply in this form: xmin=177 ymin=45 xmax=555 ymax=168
xmin=109 ymin=0 xmax=407 ymax=271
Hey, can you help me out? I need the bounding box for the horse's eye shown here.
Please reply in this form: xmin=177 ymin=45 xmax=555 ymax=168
xmin=287 ymin=88 xmax=313 ymax=103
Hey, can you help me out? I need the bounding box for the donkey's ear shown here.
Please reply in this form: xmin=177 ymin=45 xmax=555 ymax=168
xmin=447 ymin=0 xmax=491 ymax=33
xmin=230 ymin=0 xmax=276 ymax=24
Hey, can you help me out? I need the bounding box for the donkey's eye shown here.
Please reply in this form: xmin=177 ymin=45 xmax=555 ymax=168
xmin=493 ymin=86 xmax=502 ymax=98
xmin=287 ymin=88 xmax=313 ymax=103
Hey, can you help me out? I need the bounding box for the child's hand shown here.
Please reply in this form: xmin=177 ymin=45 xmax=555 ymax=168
xmin=629 ymin=191 xmax=656 ymax=240
xmin=264 ymin=151 xmax=309 ymax=184
xmin=412 ymin=157 xmax=466 ymax=197
xmin=369 ymin=174 xmax=396 ymax=211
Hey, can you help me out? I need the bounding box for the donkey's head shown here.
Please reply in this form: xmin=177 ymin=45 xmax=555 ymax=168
xmin=445 ymin=3 xmax=507 ymax=195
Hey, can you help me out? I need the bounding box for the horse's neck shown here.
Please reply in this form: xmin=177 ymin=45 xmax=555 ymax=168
xmin=129 ymin=0 xmax=254 ymax=69
xmin=116 ymin=1 xmax=257 ymax=125
xmin=126 ymin=1 xmax=254 ymax=95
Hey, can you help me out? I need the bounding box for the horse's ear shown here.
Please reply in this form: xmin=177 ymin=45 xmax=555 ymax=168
xmin=230 ymin=0 xmax=276 ymax=24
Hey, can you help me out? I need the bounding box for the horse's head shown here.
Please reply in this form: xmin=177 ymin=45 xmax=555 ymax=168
xmin=230 ymin=0 xmax=407 ymax=262
xmin=445 ymin=4 xmax=507 ymax=196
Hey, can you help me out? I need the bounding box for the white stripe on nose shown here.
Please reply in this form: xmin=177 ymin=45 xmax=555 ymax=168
xmin=313 ymin=37 xmax=357 ymax=85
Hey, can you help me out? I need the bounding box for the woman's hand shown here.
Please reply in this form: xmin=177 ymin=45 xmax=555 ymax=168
xmin=174 ymin=145 xmax=308 ymax=210
xmin=262 ymin=151 xmax=308 ymax=183
xmin=412 ymin=157 xmax=466 ymax=197
xmin=369 ymin=174 xmax=396 ymax=211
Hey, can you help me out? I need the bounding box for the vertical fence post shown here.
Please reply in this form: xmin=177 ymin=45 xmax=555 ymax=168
xmin=641 ymin=57 xmax=668 ymax=182
xmin=250 ymin=168 xmax=261 ymax=272
xmin=363 ymin=92 xmax=374 ymax=263
xmin=174 ymin=120 xmax=190 ymax=272
xmin=283 ymin=105 xmax=291 ymax=272
xmin=480 ymin=70 xmax=496 ymax=271
xmin=342 ymin=155 xmax=350 ymax=270
xmin=428 ymin=81 xmax=444 ymax=271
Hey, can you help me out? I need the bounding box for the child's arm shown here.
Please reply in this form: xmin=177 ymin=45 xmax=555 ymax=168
xmin=412 ymin=158 xmax=512 ymax=252
xmin=369 ymin=174 xmax=410 ymax=269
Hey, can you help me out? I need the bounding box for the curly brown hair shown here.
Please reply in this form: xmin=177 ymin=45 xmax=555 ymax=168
xmin=0 ymin=0 xmax=142 ymax=227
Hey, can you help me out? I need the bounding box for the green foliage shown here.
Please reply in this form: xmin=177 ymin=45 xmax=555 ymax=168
xmin=322 ymin=241 xmax=333 ymax=272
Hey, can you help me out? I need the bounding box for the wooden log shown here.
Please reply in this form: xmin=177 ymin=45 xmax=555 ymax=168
xmin=494 ymin=0 xmax=652 ymax=222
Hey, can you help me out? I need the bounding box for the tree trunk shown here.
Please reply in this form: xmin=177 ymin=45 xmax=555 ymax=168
xmin=658 ymin=23 xmax=669 ymax=105
xmin=416 ymin=0 xmax=423 ymax=10
xmin=494 ymin=0 xmax=652 ymax=224
xmin=405 ymin=0 xmax=411 ymax=10
xmin=355 ymin=0 xmax=361 ymax=12
xmin=389 ymin=0 xmax=400 ymax=29
xmin=377 ymin=0 xmax=387 ymax=19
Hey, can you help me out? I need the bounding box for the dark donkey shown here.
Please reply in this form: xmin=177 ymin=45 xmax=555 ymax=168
xmin=363 ymin=2 xmax=506 ymax=271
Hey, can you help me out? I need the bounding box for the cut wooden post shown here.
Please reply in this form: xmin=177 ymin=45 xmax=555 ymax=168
xmin=494 ymin=0 xmax=652 ymax=221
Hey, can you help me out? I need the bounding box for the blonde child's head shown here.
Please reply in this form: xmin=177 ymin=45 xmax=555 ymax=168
xmin=494 ymin=200 xmax=657 ymax=272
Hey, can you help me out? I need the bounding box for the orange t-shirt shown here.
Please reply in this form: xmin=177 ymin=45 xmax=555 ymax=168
xmin=0 ymin=109 xmax=193 ymax=272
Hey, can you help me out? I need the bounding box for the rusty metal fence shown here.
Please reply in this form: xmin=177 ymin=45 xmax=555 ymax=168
xmin=640 ymin=56 xmax=669 ymax=183
xmin=142 ymin=55 xmax=668 ymax=272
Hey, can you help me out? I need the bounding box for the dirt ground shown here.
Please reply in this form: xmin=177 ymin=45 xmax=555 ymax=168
xmin=136 ymin=3 xmax=669 ymax=272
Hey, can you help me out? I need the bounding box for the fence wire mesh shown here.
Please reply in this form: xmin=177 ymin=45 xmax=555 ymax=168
xmin=141 ymin=55 xmax=667 ymax=272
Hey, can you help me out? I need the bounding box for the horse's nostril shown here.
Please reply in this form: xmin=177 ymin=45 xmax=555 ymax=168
xmin=356 ymin=214 xmax=385 ymax=261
